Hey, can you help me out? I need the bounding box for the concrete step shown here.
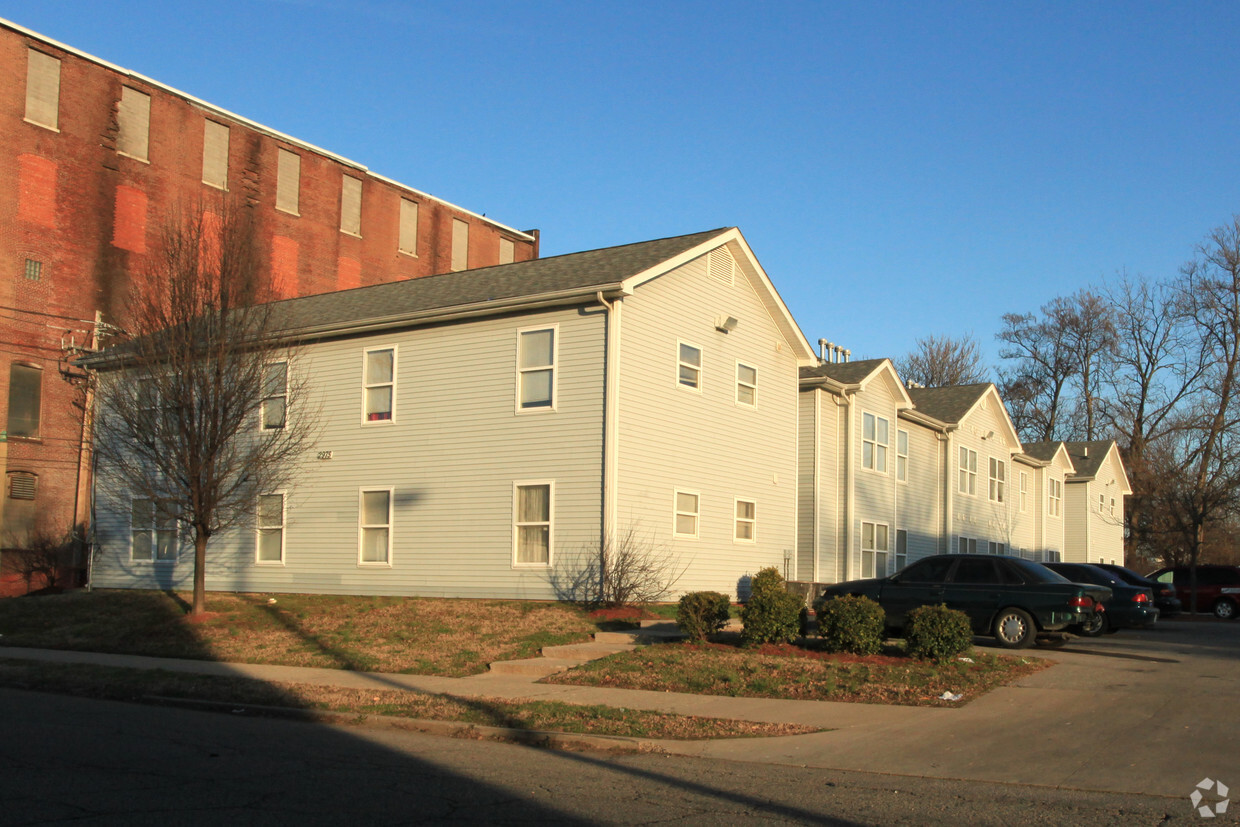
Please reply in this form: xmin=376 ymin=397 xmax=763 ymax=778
xmin=593 ymin=628 xmax=684 ymax=644
xmin=540 ymin=642 xmax=636 ymax=660
xmin=486 ymin=657 xmax=584 ymax=678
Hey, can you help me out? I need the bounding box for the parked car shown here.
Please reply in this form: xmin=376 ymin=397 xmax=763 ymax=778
xmin=1094 ymin=563 xmax=1182 ymax=616
xmin=1044 ymin=562 xmax=1158 ymax=635
xmin=1146 ymin=565 xmax=1240 ymax=619
xmin=816 ymin=554 xmax=1110 ymax=649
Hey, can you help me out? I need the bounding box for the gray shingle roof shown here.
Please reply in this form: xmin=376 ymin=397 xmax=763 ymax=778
xmin=269 ymin=228 xmax=731 ymax=334
xmin=1063 ymin=440 xmax=1115 ymax=479
xmin=1020 ymin=442 xmax=1063 ymax=463
xmin=800 ymin=358 xmax=888 ymax=385
xmin=905 ymin=384 xmax=990 ymax=425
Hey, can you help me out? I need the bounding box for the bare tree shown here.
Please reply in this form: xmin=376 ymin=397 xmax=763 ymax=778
xmin=895 ymin=333 xmax=989 ymax=387
xmin=88 ymin=204 xmax=315 ymax=615
xmin=996 ymin=309 xmax=1078 ymax=442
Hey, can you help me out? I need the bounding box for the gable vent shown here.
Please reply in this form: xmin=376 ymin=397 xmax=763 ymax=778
xmin=708 ymin=247 xmax=735 ymax=285
xmin=8 ymin=472 xmax=36 ymax=500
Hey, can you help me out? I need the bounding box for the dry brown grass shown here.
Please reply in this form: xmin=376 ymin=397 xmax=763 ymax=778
xmin=0 ymin=590 xmax=595 ymax=676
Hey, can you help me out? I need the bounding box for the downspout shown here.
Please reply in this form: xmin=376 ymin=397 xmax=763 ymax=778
xmin=842 ymin=394 xmax=854 ymax=582
xmin=812 ymin=390 xmax=820 ymax=583
xmin=942 ymin=431 xmax=953 ymax=554
xmin=595 ymin=292 xmax=621 ymax=574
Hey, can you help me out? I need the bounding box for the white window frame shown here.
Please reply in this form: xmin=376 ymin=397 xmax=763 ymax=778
xmin=861 ymin=521 xmax=890 ymax=578
xmin=1020 ymin=471 xmax=1029 ymax=512
xmin=1098 ymin=493 xmax=1105 ymax=513
xmin=677 ymin=341 xmax=702 ymax=392
xmin=516 ymin=325 xmax=557 ymax=413
xmin=862 ymin=412 xmax=890 ymax=474
xmin=957 ymin=536 xmax=978 ymax=555
xmin=1110 ymin=496 xmax=1116 ymax=516
xmin=130 ymin=497 xmax=178 ymax=563
xmin=361 ymin=345 xmax=396 ymax=425
xmin=959 ymin=447 xmax=978 ymax=496
xmin=988 ymin=457 xmax=1006 ymax=503
xmin=673 ymin=489 xmax=700 ymax=539
xmin=987 ymin=541 xmax=1006 ymax=555
xmin=261 ymin=360 xmax=288 ymax=431
xmin=1049 ymin=478 xmax=1062 ymax=517
xmin=734 ymin=498 xmax=756 ymax=543
xmin=512 ymin=480 xmax=554 ymax=568
xmin=255 ymin=491 xmax=286 ymax=565
xmin=896 ymin=429 xmax=909 ymax=482
xmin=358 ymin=487 xmax=394 ymax=567
xmin=895 ymin=528 xmax=908 ymax=571
xmin=735 ymin=362 xmax=757 ymax=407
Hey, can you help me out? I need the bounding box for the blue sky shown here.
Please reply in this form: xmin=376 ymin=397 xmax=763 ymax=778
xmin=8 ymin=1 xmax=1240 ymax=368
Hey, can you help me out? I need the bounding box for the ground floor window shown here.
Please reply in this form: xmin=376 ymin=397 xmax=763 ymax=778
xmin=256 ymin=493 xmax=285 ymax=563
xmin=957 ymin=536 xmax=978 ymax=555
xmin=987 ymin=541 xmax=1006 ymax=555
xmin=895 ymin=529 xmax=908 ymax=572
xmin=131 ymin=498 xmax=177 ymax=562
xmin=734 ymin=499 xmax=756 ymax=542
xmin=861 ymin=521 xmax=889 ymax=578
xmin=514 ymin=482 xmax=553 ymax=566
xmin=359 ymin=489 xmax=392 ymax=565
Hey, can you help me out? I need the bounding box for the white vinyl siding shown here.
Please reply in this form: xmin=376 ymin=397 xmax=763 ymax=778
xmin=734 ymin=499 xmax=756 ymax=542
xmin=276 ymin=149 xmax=300 ymax=215
xmin=677 ymin=342 xmax=702 ymax=390
xmin=358 ymin=488 xmax=393 ymax=565
xmin=517 ymin=326 xmax=556 ymax=411
xmin=451 ymin=218 xmax=469 ymax=271
xmin=398 ymin=199 xmax=418 ymax=255
xmin=674 ymin=490 xmax=700 ymax=538
xmin=256 ymin=493 xmax=285 ymax=564
xmin=340 ymin=176 xmax=362 ymax=236
xmin=202 ymin=121 xmax=229 ymax=189
xmin=25 ymin=49 xmax=60 ymax=130
xmin=736 ymin=362 xmax=757 ymax=407
xmin=117 ymin=87 xmax=151 ymax=161
xmin=513 ymin=482 xmax=553 ymax=566
xmin=362 ymin=346 xmax=395 ymax=423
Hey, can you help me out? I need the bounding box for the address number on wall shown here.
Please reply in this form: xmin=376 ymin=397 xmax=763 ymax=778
xmin=317 ymin=451 xmax=334 ymax=460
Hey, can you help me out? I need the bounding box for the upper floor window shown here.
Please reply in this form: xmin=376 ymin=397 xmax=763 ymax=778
xmin=988 ymin=457 xmax=1005 ymax=503
xmin=202 ymin=121 xmax=229 ymax=189
xmin=451 ymin=218 xmax=469 ymax=271
xmin=7 ymin=363 xmax=42 ymax=439
xmin=363 ymin=347 xmax=395 ymax=422
xmin=734 ymin=499 xmax=756 ymax=542
xmin=276 ymin=149 xmax=300 ymax=215
xmin=261 ymin=361 xmax=287 ymax=430
xmin=517 ymin=327 xmax=555 ymax=411
xmin=131 ymin=498 xmax=177 ymax=562
xmin=1020 ymin=471 xmax=1029 ymax=512
xmin=1098 ymin=493 xmax=1105 ymax=513
xmin=398 ymin=199 xmax=418 ymax=256
xmin=25 ymin=49 xmax=60 ymax=130
xmin=256 ymin=493 xmax=285 ymax=564
xmin=117 ymin=87 xmax=151 ymax=161
xmin=862 ymin=412 xmax=889 ymax=473
xmin=959 ymin=447 xmax=977 ymax=495
xmin=678 ymin=343 xmax=702 ymax=390
xmin=340 ymin=176 xmax=362 ymax=236
xmin=1048 ymin=478 xmax=1063 ymax=517
xmin=736 ymin=363 xmax=756 ymax=407
xmin=499 ymin=238 xmax=515 ymax=264
xmin=513 ymin=482 xmax=553 ymax=566
xmin=896 ymin=429 xmax=909 ymax=482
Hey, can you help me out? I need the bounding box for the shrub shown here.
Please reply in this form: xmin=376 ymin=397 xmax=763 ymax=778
xmin=741 ymin=589 xmax=804 ymax=646
xmin=813 ymin=594 xmax=885 ymax=655
xmin=748 ymin=566 xmax=786 ymax=600
xmin=676 ymin=591 xmax=731 ymax=641
xmin=904 ymin=604 xmax=973 ymax=662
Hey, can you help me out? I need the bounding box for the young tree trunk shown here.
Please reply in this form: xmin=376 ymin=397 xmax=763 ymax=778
xmin=193 ymin=530 xmax=208 ymax=616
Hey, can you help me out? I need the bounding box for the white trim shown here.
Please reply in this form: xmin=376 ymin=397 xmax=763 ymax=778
xmin=255 ymin=491 xmax=286 ymax=566
xmin=361 ymin=345 xmax=397 ymax=425
xmin=357 ymin=487 xmax=394 ymax=567
xmin=735 ymin=361 xmax=757 ymax=407
xmin=673 ymin=489 xmax=701 ymax=539
xmin=677 ymin=340 xmax=703 ymax=392
xmin=957 ymin=535 xmax=979 ymax=555
xmin=733 ymin=497 xmax=757 ymax=543
xmin=512 ymin=480 xmax=555 ymax=568
xmin=515 ymin=324 xmax=558 ymax=413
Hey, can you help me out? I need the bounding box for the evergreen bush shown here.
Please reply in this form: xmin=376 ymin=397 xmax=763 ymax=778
xmin=741 ymin=568 xmax=803 ymax=646
xmin=813 ymin=594 xmax=885 ymax=655
xmin=904 ymin=604 xmax=973 ymax=662
xmin=675 ymin=591 xmax=731 ymax=641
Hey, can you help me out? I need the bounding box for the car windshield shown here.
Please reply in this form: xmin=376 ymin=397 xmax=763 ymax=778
xmin=1103 ymin=566 xmax=1150 ymax=586
xmin=1012 ymin=559 xmax=1071 ymax=584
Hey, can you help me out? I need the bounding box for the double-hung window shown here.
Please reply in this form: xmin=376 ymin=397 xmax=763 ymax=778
xmin=987 ymin=541 xmax=1006 ymax=555
xmin=959 ymin=447 xmax=977 ymax=495
xmin=513 ymin=482 xmax=553 ymax=566
xmin=988 ymin=457 xmax=1005 ymax=503
xmin=862 ymin=413 xmax=889 ymax=473
xmin=736 ymin=363 xmax=756 ymax=406
xmin=1020 ymin=472 xmax=1029 ymax=512
xmin=517 ymin=327 xmax=555 ymax=410
xmin=1048 ymin=478 xmax=1063 ymax=517
xmin=261 ymin=361 xmax=287 ymax=430
xmin=674 ymin=490 xmax=699 ymax=538
xmin=7 ymin=363 xmax=42 ymax=439
xmin=359 ymin=489 xmax=392 ymax=565
xmin=957 ymin=536 xmax=978 ymax=555
xmin=363 ymin=347 xmax=395 ymax=422
xmin=678 ymin=343 xmax=702 ymax=390
xmin=895 ymin=529 xmax=908 ymax=571
xmin=896 ymin=430 xmax=909 ymax=482
xmin=131 ymin=498 xmax=177 ymax=562
xmin=256 ymin=493 xmax=285 ymax=564
xmin=734 ymin=499 xmax=756 ymax=542
xmin=861 ymin=521 xmax=890 ymax=578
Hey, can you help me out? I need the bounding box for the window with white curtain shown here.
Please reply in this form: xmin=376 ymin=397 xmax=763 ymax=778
xmin=514 ymin=482 xmax=553 ymax=565
xmin=359 ymin=489 xmax=392 ymax=565
xmin=363 ymin=347 xmax=395 ymax=422
xmin=256 ymin=493 xmax=285 ymax=563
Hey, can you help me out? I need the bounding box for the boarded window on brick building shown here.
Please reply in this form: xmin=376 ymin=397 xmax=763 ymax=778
xmin=202 ymin=121 xmax=229 ymax=189
xmin=276 ymin=149 xmax=300 ymax=215
xmin=452 ymin=218 xmax=469 ymax=271
xmin=7 ymin=363 xmax=42 ymax=439
xmin=398 ymin=199 xmax=418 ymax=256
xmin=117 ymin=87 xmax=151 ymax=161
xmin=499 ymin=238 xmax=515 ymax=264
xmin=25 ymin=49 xmax=60 ymax=130
xmin=341 ymin=176 xmax=362 ymax=236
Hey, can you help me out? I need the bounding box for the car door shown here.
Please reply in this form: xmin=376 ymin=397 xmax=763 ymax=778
xmin=880 ymin=557 xmax=954 ymax=628
xmin=943 ymin=557 xmax=1006 ymax=633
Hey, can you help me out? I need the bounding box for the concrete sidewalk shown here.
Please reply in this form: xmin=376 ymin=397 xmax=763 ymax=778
xmin=3 ymin=619 xmax=1235 ymax=801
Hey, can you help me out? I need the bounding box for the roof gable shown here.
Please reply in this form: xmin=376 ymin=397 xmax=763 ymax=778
xmin=801 ymin=358 xmax=912 ymax=408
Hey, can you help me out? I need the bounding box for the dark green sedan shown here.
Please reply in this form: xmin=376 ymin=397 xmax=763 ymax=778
xmin=816 ymin=554 xmax=1111 ymax=649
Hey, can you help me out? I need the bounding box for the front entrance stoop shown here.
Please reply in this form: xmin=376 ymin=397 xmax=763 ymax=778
xmin=486 ymin=619 xmax=687 ymax=679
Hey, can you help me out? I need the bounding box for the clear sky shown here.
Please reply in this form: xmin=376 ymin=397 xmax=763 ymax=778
xmin=8 ymin=1 xmax=1240 ymax=369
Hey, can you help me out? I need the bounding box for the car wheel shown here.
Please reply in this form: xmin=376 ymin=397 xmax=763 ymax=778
xmin=992 ymin=608 xmax=1036 ymax=649
xmin=1077 ymin=611 xmax=1106 ymax=637
xmin=1212 ymin=598 xmax=1237 ymax=620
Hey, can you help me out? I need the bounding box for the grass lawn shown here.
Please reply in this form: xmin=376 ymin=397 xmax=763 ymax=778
xmin=0 ymin=658 xmax=818 ymax=741
xmin=544 ymin=640 xmax=1048 ymax=706
xmin=0 ymin=590 xmax=596 ymax=677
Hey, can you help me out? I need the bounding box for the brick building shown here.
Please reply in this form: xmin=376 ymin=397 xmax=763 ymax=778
xmin=0 ymin=17 xmax=539 ymax=593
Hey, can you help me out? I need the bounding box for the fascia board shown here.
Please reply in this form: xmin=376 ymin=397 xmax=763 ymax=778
xmin=899 ymin=408 xmax=949 ymax=431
